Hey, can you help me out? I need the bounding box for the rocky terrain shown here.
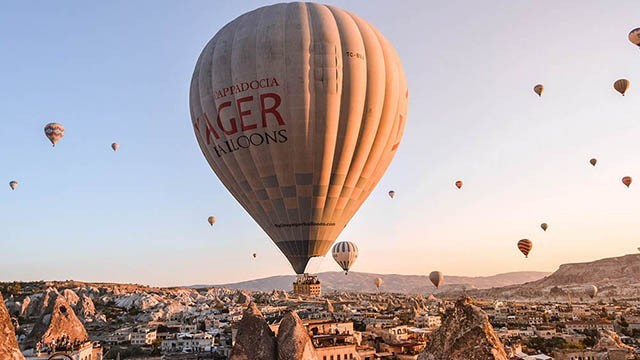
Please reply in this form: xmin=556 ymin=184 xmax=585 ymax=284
xmin=0 ymin=293 xmax=24 ymax=360
xmin=207 ymin=270 xmax=550 ymax=293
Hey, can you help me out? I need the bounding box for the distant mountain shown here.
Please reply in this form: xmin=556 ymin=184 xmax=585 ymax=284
xmin=469 ymin=253 xmax=640 ymax=299
xmin=195 ymin=271 xmax=550 ymax=294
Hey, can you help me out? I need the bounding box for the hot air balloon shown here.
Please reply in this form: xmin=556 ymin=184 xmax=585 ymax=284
xmin=517 ymin=239 xmax=532 ymax=258
xmin=540 ymin=223 xmax=548 ymax=232
xmin=585 ymin=285 xmax=598 ymax=299
xmin=429 ymin=271 xmax=443 ymax=288
xmin=189 ymin=3 xmax=407 ymax=274
xmin=207 ymin=216 xmax=216 ymax=226
xmin=252 ymin=252 xmax=257 ymax=258
xmin=614 ymin=79 xmax=630 ymax=96
xmin=455 ymin=181 xmax=463 ymax=189
xmin=533 ymin=84 xmax=544 ymax=97
xmin=9 ymin=181 xmax=18 ymax=190
xmin=589 ymin=158 xmax=597 ymax=167
xmin=388 ymin=190 xmax=395 ymax=199
xmin=44 ymin=123 xmax=65 ymax=147
xmin=111 ymin=143 xmax=119 ymax=152
xmin=622 ymin=176 xmax=632 ymax=188
xmin=629 ymin=28 xmax=640 ymax=47
xmin=374 ymin=277 xmax=383 ymax=290
xmin=332 ymin=241 xmax=358 ymax=275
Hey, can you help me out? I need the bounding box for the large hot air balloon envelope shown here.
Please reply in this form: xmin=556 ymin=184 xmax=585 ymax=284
xmin=388 ymin=190 xmax=395 ymax=199
xmin=190 ymin=3 xmax=407 ymax=274
xmin=517 ymin=239 xmax=532 ymax=258
xmin=622 ymin=176 xmax=632 ymax=188
xmin=111 ymin=143 xmax=119 ymax=152
xmin=585 ymin=285 xmax=598 ymax=298
xmin=332 ymin=241 xmax=358 ymax=274
xmin=374 ymin=277 xmax=383 ymax=289
xmin=429 ymin=271 xmax=443 ymax=288
xmin=9 ymin=181 xmax=18 ymax=190
xmin=614 ymin=79 xmax=630 ymax=96
xmin=533 ymin=84 xmax=544 ymax=97
xmin=540 ymin=223 xmax=548 ymax=232
xmin=208 ymin=216 xmax=216 ymax=226
xmin=44 ymin=123 xmax=64 ymax=147
xmin=629 ymin=28 xmax=640 ymax=47
xmin=455 ymin=181 xmax=463 ymax=189
xmin=589 ymin=158 xmax=597 ymax=167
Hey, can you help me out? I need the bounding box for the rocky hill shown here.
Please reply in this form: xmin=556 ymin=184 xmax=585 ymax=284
xmin=205 ymin=271 xmax=550 ymax=293
xmin=468 ymin=253 xmax=640 ymax=300
xmin=0 ymin=293 xmax=24 ymax=360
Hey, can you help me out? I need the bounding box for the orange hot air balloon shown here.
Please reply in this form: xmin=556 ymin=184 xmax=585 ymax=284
xmin=540 ymin=223 xmax=548 ymax=232
xmin=190 ymin=3 xmax=407 ymax=274
xmin=622 ymin=176 xmax=632 ymax=188
xmin=207 ymin=216 xmax=216 ymax=226
xmin=111 ymin=143 xmax=119 ymax=152
xmin=614 ymin=79 xmax=630 ymax=96
xmin=533 ymin=84 xmax=544 ymax=97
xmin=589 ymin=158 xmax=597 ymax=167
xmin=44 ymin=123 xmax=65 ymax=147
xmin=629 ymin=28 xmax=640 ymax=47
xmin=455 ymin=181 xmax=463 ymax=189
xmin=517 ymin=239 xmax=532 ymax=258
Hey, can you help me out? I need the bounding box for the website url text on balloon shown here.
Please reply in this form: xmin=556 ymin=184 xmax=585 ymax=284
xmin=274 ymin=222 xmax=336 ymax=228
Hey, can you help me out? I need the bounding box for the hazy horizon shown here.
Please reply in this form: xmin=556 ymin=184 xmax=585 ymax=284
xmin=3 ymin=1 xmax=640 ymax=287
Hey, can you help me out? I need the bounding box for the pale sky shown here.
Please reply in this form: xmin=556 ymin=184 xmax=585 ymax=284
xmin=1 ymin=1 xmax=640 ymax=287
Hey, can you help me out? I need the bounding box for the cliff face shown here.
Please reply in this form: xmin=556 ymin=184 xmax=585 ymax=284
xmin=418 ymin=297 xmax=508 ymax=360
xmin=27 ymin=295 xmax=89 ymax=347
xmin=0 ymin=293 xmax=25 ymax=360
xmin=534 ymin=254 xmax=640 ymax=287
xmin=277 ymin=311 xmax=316 ymax=360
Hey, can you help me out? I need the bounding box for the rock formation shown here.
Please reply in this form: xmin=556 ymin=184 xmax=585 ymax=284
xmin=277 ymin=311 xmax=316 ymax=360
xmin=0 ymin=293 xmax=25 ymax=360
xmin=418 ymin=297 xmax=508 ymax=360
xmin=75 ymin=294 xmax=96 ymax=320
xmin=27 ymin=294 xmax=89 ymax=347
xmin=325 ymin=299 xmax=334 ymax=313
xmin=229 ymin=302 xmax=277 ymax=360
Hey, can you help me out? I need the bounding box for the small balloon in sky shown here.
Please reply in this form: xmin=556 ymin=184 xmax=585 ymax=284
xmin=455 ymin=180 xmax=463 ymax=189
xmin=629 ymin=28 xmax=640 ymax=47
xmin=44 ymin=123 xmax=64 ymax=147
xmin=614 ymin=79 xmax=630 ymax=96
xmin=388 ymin=190 xmax=395 ymax=199
xmin=111 ymin=143 xmax=119 ymax=152
xmin=533 ymin=84 xmax=544 ymax=97
xmin=208 ymin=216 xmax=216 ymax=226
xmin=517 ymin=239 xmax=532 ymax=258
xmin=589 ymin=158 xmax=597 ymax=167
xmin=540 ymin=223 xmax=548 ymax=232
xmin=9 ymin=181 xmax=18 ymax=190
xmin=622 ymin=176 xmax=632 ymax=188
xmin=332 ymin=241 xmax=358 ymax=275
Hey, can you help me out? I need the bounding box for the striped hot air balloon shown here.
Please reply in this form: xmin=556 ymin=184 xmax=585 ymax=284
xmin=517 ymin=239 xmax=533 ymax=258
xmin=629 ymin=28 xmax=640 ymax=47
xmin=533 ymin=84 xmax=544 ymax=97
xmin=44 ymin=123 xmax=65 ymax=147
xmin=614 ymin=79 xmax=630 ymax=96
xmin=190 ymin=3 xmax=407 ymax=274
xmin=455 ymin=180 xmax=463 ymax=189
xmin=429 ymin=271 xmax=443 ymax=288
xmin=332 ymin=241 xmax=358 ymax=275
xmin=622 ymin=176 xmax=632 ymax=188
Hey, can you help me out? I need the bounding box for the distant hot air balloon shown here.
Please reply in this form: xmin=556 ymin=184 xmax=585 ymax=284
xmin=190 ymin=3 xmax=407 ymax=274
xmin=208 ymin=216 xmax=216 ymax=226
xmin=585 ymin=285 xmax=598 ymax=299
xmin=614 ymin=79 xmax=630 ymax=96
xmin=388 ymin=190 xmax=395 ymax=199
xmin=332 ymin=241 xmax=358 ymax=275
xmin=589 ymin=158 xmax=597 ymax=167
xmin=540 ymin=223 xmax=548 ymax=232
xmin=9 ymin=181 xmax=18 ymax=190
xmin=455 ymin=181 xmax=463 ymax=189
xmin=44 ymin=123 xmax=65 ymax=147
xmin=374 ymin=277 xmax=383 ymax=290
xmin=629 ymin=28 xmax=640 ymax=47
xmin=252 ymin=252 xmax=257 ymax=258
xmin=533 ymin=84 xmax=544 ymax=97
xmin=517 ymin=239 xmax=533 ymax=258
xmin=111 ymin=143 xmax=119 ymax=152
xmin=622 ymin=176 xmax=632 ymax=188
xmin=429 ymin=271 xmax=443 ymax=288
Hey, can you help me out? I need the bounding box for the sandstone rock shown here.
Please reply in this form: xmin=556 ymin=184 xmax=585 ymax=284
xmin=0 ymin=293 xmax=25 ymax=360
xmin=229 ymin=303 xmax=277 ymax=360
xmin=277 ymin=311 xmax=316 ymax=360
xmin=325 ymin=299 xmax=334 ymax=313
xmin=75 ymin=294 xmax=96 ymax=320
xmin=418 ymin=297 xmax=508 ymax=360
xmin=28 ymin=295 xmax=89 ymax=347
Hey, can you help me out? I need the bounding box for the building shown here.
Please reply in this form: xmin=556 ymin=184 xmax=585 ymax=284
xmin=130 ymin=328 xmax=157 ymax=345
xmin=293 ymin=274 xmax=321 ymax=296
xmin=161 ymin=332 xmax=214 ymax=353
xmin=23 ymin=341 xmax=103 ymax=360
